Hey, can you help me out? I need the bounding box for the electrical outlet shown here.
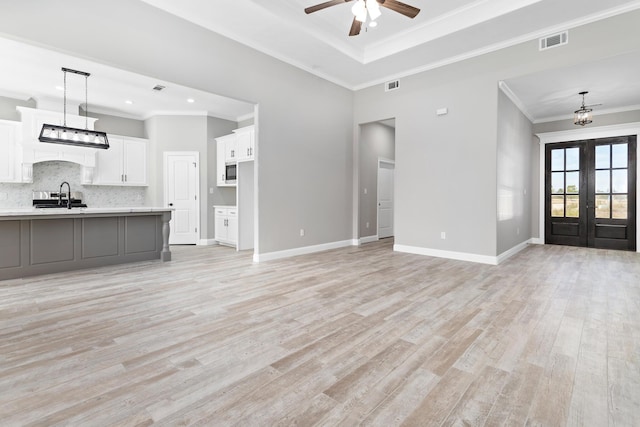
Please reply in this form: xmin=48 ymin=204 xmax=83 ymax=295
xmin=517 ymin=227 xmax=520 ymax=235
xmin=440 ymin=231 xmax=446 ymax=240
xmin=300 ymin=228 xmax=305 ymax=237
xmin=366 ymin=222 xmax=370 ymax=228
xmin=209 ymin=187 xmax=214 ymax=194
xmin=363 ymin=188 xmax=367 ymax=194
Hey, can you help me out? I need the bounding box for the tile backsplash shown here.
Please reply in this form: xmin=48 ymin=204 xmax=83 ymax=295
xmin=0 ymin=161 xmax=147 ymax=208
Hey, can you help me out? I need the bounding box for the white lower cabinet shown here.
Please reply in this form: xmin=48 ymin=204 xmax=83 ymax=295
xmin=214 ymin=206 xmax=237 ymax=247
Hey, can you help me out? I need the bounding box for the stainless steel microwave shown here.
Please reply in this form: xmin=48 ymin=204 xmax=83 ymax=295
xmin=225 ymin=163 xmax=237 ymax=183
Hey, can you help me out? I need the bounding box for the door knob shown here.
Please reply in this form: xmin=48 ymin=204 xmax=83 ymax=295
xmin=168 ymin=203 xmax=173 ymax=206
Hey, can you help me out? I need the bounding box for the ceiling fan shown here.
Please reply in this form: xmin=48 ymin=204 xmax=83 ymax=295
xmin=305 ymin=0 xmax=421 ymax=36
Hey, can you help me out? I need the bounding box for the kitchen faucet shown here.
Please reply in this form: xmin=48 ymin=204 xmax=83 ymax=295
xmin=59 ymin=181 xmax=71 ymax=209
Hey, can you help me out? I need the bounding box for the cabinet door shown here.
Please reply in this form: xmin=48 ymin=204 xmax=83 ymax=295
xmin=236 ymin=127 xmax=254 ymax=162
xmin=123 ymin=139 xmax=147 ymax=185
xmin=226 ymin=209 xmax=238 ymax=244
xmin=0 ymin=122 xmax=17 ymax=182
xmin=214 ymin=208 xmax=228 ymax=241
xmin=225 ymin=136 xmax=237 ymax=162
xmin=94 ymin=137 xmax=124 ymax=185
xmin=217 ymin=139 xmax=226 ymax=186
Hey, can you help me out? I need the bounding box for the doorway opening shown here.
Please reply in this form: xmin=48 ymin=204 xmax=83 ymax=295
xmin=357 ymin=118 xmax=396 ymax=244
xmin=545 ymin=135 xmax=636 ymax=250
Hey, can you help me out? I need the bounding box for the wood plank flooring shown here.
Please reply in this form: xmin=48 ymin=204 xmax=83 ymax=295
xmin=1 ymin=240 xmax=639 ymax=426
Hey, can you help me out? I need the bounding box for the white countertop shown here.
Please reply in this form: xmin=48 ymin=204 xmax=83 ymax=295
xmin=0 ymin=207 xmax=172 ymax=217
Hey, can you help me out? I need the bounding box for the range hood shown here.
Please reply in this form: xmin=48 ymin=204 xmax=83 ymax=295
xmin=16 ymin=106 xmax=100 ymax=182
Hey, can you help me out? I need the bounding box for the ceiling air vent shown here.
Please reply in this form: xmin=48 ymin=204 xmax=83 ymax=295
xmin=153 ymin=84 xmax=166 ymax=91
xmin=539 ymin=31 xmax=568 ymax=51
xmin=385 ymin=80 xmax=400 ymax=92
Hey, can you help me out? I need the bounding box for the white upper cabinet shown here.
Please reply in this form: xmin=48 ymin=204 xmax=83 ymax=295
xmin=225 ymin=135 xmax=238 ymax=162
xmin=235 ymin=125 xmax=255 ymax=162
xmin=216 ymin=134 xmax=237 ymax=187
xmin=0 ymin=120 xmax=20 ymax=183
xmin=93 ymin=135 xmax=147 ymax=186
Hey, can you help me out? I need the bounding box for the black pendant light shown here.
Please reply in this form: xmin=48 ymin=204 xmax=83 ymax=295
xmin=38 ymin=67 xmax=109 ymax=149
xmin=573 ymin=91 xmax=593 ymax=126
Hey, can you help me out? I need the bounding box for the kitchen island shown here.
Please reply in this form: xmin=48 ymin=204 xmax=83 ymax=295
xmin=0 ymin=207 xmax=172 ymax=281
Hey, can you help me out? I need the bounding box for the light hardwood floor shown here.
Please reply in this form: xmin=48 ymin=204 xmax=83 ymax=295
xmin=1 ymin=240 xmax=639 ymax=426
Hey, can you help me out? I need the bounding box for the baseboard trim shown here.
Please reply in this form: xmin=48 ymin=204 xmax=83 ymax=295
xmin=394 ymin=244 xmax=499 ymax=265
xmin=197 ymin=239 xmax=218 ymax=246
xmin=359 ymin=235 xmax=379 ymax=245
xmin=395 ymin=239 xmax=535 ymax=266
xmin=253 ymin=239 xmax=354 ymax=263
xmin=530 ymin=237 xmax=544 ymax=245
xmin=496 ymin=239 xmax=533 ymax=264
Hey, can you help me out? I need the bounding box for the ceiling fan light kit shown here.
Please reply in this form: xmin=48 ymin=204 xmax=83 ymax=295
xmin=305 ymin=0 xmax=420 ymax=36
xmin=574 ymin=91 xmax=593 ymax=126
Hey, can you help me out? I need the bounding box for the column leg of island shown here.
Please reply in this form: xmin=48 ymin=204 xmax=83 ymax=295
xmin=161 ymin=211 xmax=172 ymax=262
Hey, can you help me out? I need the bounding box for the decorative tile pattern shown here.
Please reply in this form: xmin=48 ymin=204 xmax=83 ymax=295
xmin=0 ymin=161 xmax=147 ymax=208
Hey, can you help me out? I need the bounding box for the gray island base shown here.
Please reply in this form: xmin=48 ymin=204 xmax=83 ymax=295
xmin=0 ymin=208 xmax=172 ymax=281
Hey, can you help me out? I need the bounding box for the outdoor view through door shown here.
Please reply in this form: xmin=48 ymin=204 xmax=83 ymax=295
xmin=545 ymin=135 xmax=637 ymax=250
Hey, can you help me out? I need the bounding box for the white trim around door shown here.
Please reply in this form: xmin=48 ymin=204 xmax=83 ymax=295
xmin=377 ymin=158 xmax=395 ymax=240
xmin=536 ymin=122 xmax=640 ymax=252
xmin=163 ymin=151 xmax=200 ymax=245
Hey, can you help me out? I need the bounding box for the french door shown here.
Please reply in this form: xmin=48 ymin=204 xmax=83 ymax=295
xmin=545 ymin=135 xmax=636 ymax=251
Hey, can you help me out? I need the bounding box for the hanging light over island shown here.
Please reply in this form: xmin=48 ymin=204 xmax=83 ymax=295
xmin=38 ymin=67 xmax=109 ymax=149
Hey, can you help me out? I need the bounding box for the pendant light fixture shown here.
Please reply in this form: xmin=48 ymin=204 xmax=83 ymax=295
xmin=573 ymin=91 xmax=593 ymax=126
xmin=38 ymin=67 xmax=109 ymax=149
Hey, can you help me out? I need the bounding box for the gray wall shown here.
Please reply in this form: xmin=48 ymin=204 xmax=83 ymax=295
xmin=354 ymin=10 xmax=640 ymax=257
xmin=533 ymin=109 xmax=640 ymax=134
xmin=237 ymin=117 xmax=255 ymax=128
xmin=0 ymin=0 xmax=354 ymax=255
xmin=145 ymin=115 xmax=209 ymax=239
xmin=358 ymin=122 xmax=395 ymax=238
xmin=496 ymin=90 xmax=533 ymax=255
xmin=85 ymin=109 xmax=147 ymax=138
xmin=0 ymin=96 xmax=35 ymax=121
xmin=207 ymin=116 xmax=238 ymax=240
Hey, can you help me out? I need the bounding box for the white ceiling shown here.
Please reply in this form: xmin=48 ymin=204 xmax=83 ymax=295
xmin=0 ymin=37 xmax=255 ymax=121
xmin=140 ymin=0 xmax=640 ymax=89
xmin=2 ymin=0 xmax=640 ymax=123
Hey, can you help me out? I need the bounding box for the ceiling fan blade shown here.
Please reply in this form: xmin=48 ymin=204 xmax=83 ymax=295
xmin=305 ymin=0 xmax=352 ymax=14
xmin=349 ymin=17 xmax=362 ymax=36
xmin=378 ymin=0 xmax=420 ymax=18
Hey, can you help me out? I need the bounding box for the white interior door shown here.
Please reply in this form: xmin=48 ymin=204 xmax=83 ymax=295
xmin=377 ymin=161 xmax=395 ymax=239
xmin=165 ymin=152 xmax=199 ymax=244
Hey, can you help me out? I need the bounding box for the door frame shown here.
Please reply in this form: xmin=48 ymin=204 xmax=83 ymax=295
xmin=537 ymin=122 xmax=640 ymax=252
xmin=163 ymin=151 xmax=200 ymax=244
xmin=377 ymin=158 xmax=395 ymax=240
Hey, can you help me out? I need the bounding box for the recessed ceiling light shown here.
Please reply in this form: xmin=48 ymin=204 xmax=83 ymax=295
xmin=369 ymin=21 xmax=378 ymax=28
xmin=187 ymin=98 xmax=195 ymax=103
xmin=125 ymin=100 xmax=134 ymax=105
xmin=55 ymin=85 xmax=64 ymax=91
